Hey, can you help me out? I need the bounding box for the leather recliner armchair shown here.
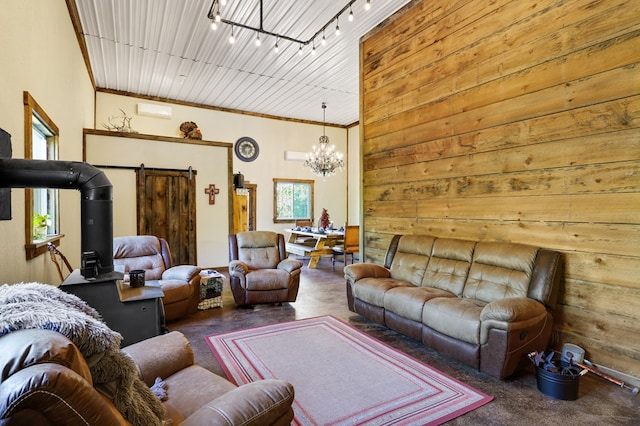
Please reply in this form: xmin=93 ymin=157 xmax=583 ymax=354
xmin=228 ymin=231 xmax=303 ymax=307
xmin=113 ymin=235 xmax=201 ymax=321
xmin=0 ymin=328 xmax=295 ymax=425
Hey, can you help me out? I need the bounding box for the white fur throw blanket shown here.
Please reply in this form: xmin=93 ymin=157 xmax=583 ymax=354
xmin=0 ymin=282 xmax=166 ymax=425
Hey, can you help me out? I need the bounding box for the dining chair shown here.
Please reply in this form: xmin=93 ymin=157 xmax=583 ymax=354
xmin=332 ymin=225 xmax=360 ymax=270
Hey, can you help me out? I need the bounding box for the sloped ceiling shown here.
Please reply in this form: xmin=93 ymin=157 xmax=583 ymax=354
xmin=72 ymin=0 xmax=412 ymax=126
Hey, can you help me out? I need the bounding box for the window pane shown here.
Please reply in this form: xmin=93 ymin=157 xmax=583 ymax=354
xmin=274 ymin=179 xmax=314 ymax=223
xmin=292 ymin=183 xmax=310 ymax=218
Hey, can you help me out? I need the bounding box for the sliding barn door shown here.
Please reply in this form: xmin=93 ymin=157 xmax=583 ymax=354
xmin=136 ymin=168 xmax=197 ymax=265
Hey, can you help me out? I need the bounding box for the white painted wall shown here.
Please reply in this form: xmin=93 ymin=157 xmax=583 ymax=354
xmin=95 ymin=92 xmax=354 ymax=267
xmin=0 ymin=0 xmax=95 ymax=285
xmin=85 ymin=132 xmax=230 ymax=268
xmin=347 ymin=124 xmax=361 ymax=226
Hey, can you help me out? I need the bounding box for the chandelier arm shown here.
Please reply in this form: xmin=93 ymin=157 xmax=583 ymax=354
xmin=208 ymin=0 xmax=359 ymax=46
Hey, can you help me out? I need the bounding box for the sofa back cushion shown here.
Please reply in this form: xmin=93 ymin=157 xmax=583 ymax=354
xmin=235 ymin=231 xmax=281 ymax=270
xmin=113 ymin=236 xmax=168 ymax=280
xmin=421 ymin=238 xmax=476 ymax=296
xmin=389 ymin=235 xmax=435 ymax=286
xmin=462 ymin=242 xmax=539 ymax=303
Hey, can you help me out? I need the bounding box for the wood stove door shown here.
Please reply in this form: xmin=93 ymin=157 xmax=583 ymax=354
xmin=135 ymin=168 xmax=197 ymax=265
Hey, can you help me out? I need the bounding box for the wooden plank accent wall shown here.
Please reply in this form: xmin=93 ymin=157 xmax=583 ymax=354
xmin=361 ymin=0 xmax=640 ymax=377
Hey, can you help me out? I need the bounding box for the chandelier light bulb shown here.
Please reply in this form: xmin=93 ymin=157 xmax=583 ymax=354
xmin=215 ymin=12 xmax=221 ymax=22
xmin=210 ymin=20 xmax=217 ymax=30
xmin=220 ymin=0 xmax=227 ymax=5
xmin=365 ymin=0 xmax=371 ymax=11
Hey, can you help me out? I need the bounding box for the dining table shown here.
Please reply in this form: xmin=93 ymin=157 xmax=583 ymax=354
xmin=285 ymin=228 xmax=344 ymax=268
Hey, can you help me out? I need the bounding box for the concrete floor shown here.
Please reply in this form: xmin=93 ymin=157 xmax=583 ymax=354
xmin=170 ymin=260 xmax=639 ymax=425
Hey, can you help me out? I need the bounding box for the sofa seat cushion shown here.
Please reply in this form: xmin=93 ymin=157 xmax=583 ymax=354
xmin=352 ymin=278 xmax=414 ymax=307
xmin=246 ymin=269 xmax=290 ymax=291
xmin=151 ymin=279 xmax=192 ymax=305
xmin=384 ymin=287 xmax=455 ymax=322
xmin=422 ymin=297 xmax=486 ymax=345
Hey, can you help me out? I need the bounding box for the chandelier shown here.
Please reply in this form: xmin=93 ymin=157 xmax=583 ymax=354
xmin=304 ymin=103 xmax=344 ymax=178
xmin=207 ymin=0 xmax=372 ymax=53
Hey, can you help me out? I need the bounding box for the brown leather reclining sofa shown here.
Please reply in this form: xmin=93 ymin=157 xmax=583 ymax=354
xmin=345 ymin=234 xmax=563 ymax=379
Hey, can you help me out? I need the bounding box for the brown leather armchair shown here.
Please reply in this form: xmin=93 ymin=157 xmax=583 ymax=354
xmin=0 ymin=328 xmax=295 ymax=425
xmin=228 ymin=231 xmax=303 ymax=307
xmin=113 ymin=235 xmax=201 ymax=321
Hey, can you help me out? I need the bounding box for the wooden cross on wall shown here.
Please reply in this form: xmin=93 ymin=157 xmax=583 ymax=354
xmin=204 ymin=184 xmax=220 ymax=205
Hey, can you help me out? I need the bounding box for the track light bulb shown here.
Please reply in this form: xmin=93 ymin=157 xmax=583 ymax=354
xmin=210 ymin=20 xmax=217 ymax=30
xmin=322 ymin=31 xmax=326 ymax=46
xmin=349 ymin=7 xmax=354 ymax=22
xmin=335 ymin=20 xmax=340 ymax=36
xmin=221 ymin=0 xmax=227 ymax=5
xmin=255 ymin=33 xmax=261 ymax=47
xmin=229 ymin=27 xmax=235 ymax=44
xmin=298 ymin=45 xmax=303 ymax=55
xmin=365 ymin=0 xmax=371 ymax=11
xmin=274 ymin=39 xmax=279 ymax=53
xmin=312 ymin=42 xmax=316 ymax=55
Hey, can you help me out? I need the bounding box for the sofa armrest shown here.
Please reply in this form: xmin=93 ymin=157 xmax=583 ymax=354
xmin=122 ymin=331 xmax=194 ymax=387
xmin=481 ymin=297 xmax=547 ymax=322
xmin=229 ymin=260 xmax=249 ymax=276
xmin=162 ymin=265 xmax=201 ymax=282
xmin=479 ymin=297 xmax=549 ymax=344
xmin=182 ymin=379 xmax=295 ymax=426
xmin=344 ymin=263 xmax=390 ymax=283
xmin=277 ymin=258 xmax=303 ymax=273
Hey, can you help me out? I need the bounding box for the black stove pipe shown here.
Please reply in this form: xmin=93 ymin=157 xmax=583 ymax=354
xmin=0 ymin=158 xmax=113 ymax=278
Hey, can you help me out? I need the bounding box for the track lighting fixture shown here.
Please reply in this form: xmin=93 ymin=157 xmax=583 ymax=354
xmin=206 ymin=0 xmax=369 ymax=54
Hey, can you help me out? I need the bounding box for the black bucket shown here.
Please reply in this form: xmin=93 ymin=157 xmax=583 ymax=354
xmin=535 ymin=362 xmax=580 ymax=400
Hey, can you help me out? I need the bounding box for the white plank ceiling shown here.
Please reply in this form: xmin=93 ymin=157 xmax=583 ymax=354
xmin=73 ymin=0 xmax=412 ymax=126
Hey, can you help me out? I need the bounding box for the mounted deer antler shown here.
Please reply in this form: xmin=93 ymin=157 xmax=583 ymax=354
xmin=102 ymin=108 xmax=138 ymax=133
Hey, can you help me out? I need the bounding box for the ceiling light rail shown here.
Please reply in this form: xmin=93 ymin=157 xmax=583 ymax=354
xmin=207 ymin=0 xmax=369 ymax=48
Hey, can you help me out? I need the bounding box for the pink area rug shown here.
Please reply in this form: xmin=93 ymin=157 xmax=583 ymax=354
xmin=206 ymin=316 xmax=493 ymax=425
